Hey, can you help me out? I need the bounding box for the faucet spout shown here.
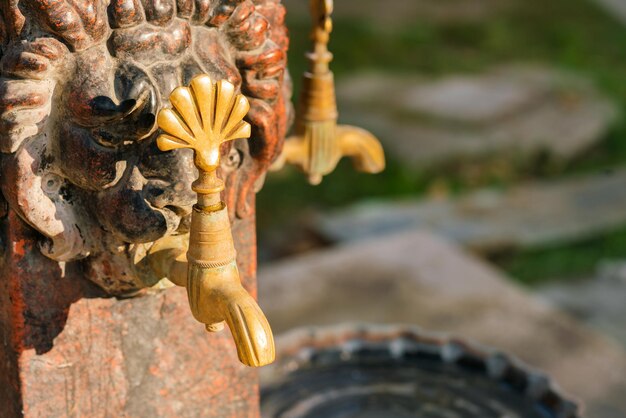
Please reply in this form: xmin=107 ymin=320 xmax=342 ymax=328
xmin=188 ymin=260 xmax=275 ymax=366
xmin=185 ymin=200 xmax=275 ymax=367
xmin=147 ymin=221 xmax=275 ymax=368
xmin=335 ymin=125 xmax=386 ymax=174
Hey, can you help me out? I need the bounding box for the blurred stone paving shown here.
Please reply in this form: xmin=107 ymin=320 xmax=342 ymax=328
xmin=594 ymin=0 xmax=626 ymax=24
xmin=337 ymin=66 xmax=618 ymax=169
xmin=539 ymin=261 xmax=626 ymax=349
xmin=312 ymin=168 xmax=626 ymax=255
xmin=258 ymin=231 xmax=626 ymax=418
xmin=271 ymin=5 xmax=626 ymax=415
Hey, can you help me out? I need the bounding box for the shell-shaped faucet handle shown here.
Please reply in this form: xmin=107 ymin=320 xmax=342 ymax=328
xmin=157 ymin=75 xmax=251 ymax=173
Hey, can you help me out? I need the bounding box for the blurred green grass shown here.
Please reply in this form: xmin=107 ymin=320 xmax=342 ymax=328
xmin=492 ymin=224 xmax=626 ymax=284
xmin=258 ymin=0 xmax=626 ymax=283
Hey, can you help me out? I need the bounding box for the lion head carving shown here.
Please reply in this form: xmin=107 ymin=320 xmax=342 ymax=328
xmin=0 ymin=0 xmax=291 ymax=294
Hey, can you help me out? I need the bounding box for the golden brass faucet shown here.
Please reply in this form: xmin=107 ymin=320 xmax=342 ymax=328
xmin=140 ymin=0 xmax=386 ymax=369
xmin=147 ymin=75 xmax=274 ymax=368
xmin=271 ymin=0 xmax=386 ymax=184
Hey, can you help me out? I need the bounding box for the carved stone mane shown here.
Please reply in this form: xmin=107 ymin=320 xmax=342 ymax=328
xmin=0 ymin=0 xmax=291 ymax=293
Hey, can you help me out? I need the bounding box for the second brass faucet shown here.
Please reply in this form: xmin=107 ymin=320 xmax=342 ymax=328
xmin=271 ymin=0 xmax=385 ymax=184
xmin=148 ymin=74 xmax=275 ymax=368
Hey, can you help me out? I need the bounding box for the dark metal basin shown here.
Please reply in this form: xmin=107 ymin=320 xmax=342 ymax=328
xmin=261 ymin=325 xmax=580 ymax=418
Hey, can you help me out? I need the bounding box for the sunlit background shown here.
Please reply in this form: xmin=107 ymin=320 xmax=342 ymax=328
xmin=257 ymin=1 xmax=626 ymax=416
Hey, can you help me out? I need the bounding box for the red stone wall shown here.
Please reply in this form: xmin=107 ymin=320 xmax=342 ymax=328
xmin=0 ymin=213 xmax=261 ymax=417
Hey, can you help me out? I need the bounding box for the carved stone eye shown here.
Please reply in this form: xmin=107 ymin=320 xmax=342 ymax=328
xmin=42 ymin=173 xmax=63 ymax=195
xmin=222 ymin=147 xmax=243 ymax=173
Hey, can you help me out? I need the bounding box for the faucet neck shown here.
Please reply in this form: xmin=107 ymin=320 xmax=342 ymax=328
xmin=192 ymin=170 xmax=224 ymax=211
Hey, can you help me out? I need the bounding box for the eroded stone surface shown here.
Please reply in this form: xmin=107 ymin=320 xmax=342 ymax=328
xmin=0 ymin=207 xmax=262 ymax=417
xmin=337 ymin=66 xmax=618 ymax=168
xmin=19 ymin=287 xmax=257 ymax=418
xmin=313 ymin=169 xmax=626 ymax=253
xmin=258 ymin=231 xmax=626 ymax=417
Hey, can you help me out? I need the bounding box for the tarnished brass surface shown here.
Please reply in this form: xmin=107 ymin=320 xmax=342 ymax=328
xmin=271 ymin=0 xmax=386 ymax=184
xmin=151 ymin=74 xmax=275 ymax=368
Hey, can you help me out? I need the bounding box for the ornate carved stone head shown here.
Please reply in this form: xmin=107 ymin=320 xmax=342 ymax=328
xmin=0 ymin=0 xmax=291 ymax=294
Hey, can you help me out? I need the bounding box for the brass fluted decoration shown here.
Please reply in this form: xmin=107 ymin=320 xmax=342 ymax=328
xmin=154 ymin=74 xmax=275 ymax=368
xmin=270 ymin=0 xmax=385 ymax=185
xmin=157 ymin=75 xmax=252 ymax=178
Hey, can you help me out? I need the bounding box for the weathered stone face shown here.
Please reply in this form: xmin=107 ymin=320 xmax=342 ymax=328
xmin=0 ymin=0 xmax=291 ymax=293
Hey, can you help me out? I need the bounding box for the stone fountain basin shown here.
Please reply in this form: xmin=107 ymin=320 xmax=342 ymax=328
xmin=261 ymin=325 xmax=580 ymax=418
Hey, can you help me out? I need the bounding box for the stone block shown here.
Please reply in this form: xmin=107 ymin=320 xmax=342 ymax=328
xmin=337 ymin=66 xmax=618 ymax=168
xmin=314 ymin=169 xmax=626 ymax=253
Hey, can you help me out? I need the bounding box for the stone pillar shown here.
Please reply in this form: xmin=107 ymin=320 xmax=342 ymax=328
xmin=0 ymin=0 xmax=290 ymax=416
xmin=0 ymin=213 xmax=263 ymax=417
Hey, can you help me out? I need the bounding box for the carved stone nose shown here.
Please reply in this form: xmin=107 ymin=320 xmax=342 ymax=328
xmin=143 ymin=176 xmax=196 ymax=213
xmin=140 ymin=141 xmax=198 ymax=211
